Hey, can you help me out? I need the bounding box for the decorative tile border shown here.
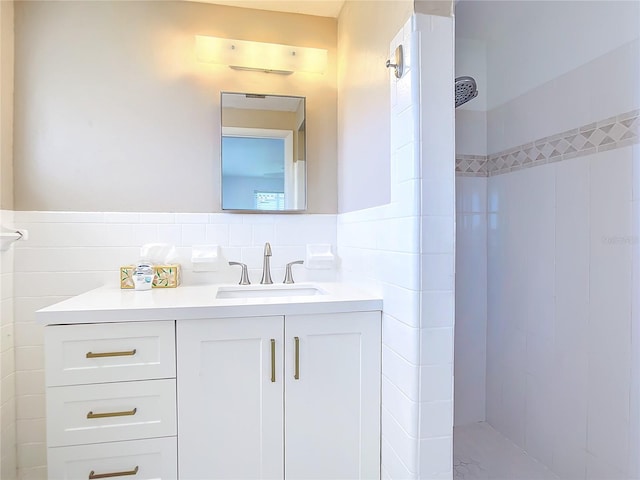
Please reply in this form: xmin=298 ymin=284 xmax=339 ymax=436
xmin=456 ymin=154 xmax=488 ymax=177
xmin=456 ymin=109 xmax=639 ymax=177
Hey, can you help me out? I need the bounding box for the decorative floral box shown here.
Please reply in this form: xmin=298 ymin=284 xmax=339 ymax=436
xmin=120 ymin=264 xmax=182 ymax=289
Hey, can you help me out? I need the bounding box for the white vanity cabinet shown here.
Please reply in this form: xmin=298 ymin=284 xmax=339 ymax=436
xmin=38 ymin=283 xmax=383 ymax=480
xmin=44 ymin=321 xmax=178 ymax=480
xmin=177 ymin=311 xmax=381 ymax=480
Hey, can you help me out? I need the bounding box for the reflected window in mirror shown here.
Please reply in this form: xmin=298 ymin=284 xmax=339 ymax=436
xmin=221 ymin=92 xmax=306 ymax=212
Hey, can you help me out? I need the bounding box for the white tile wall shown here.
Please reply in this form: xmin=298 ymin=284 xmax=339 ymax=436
xmin=339 ymin=14 xmax=456 ymax=480
xmin=485 ymin=146 xmax=635 ymax=479
xmin=10 ymin=211 xmax=337 ymax=478
xmin=454 ymin=177 xmax=487 ymax=426
xmin=488 ymin=39 xmax=640 ymax=155
xmin=416 ymin=14 xmax=455 ymax=477
xmin=455 ymin=110 xmax=487 ymax=157
xmin=1 ymin=209 xmax=17 ymax=480
xmin=631 ymin=144 xmax=640 ymax=479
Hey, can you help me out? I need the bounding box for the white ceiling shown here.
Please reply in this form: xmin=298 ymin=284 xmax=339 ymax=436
xmin=188 ymin=0 xmax=345 ymax=18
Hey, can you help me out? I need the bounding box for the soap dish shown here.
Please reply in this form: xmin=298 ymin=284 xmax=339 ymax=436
xmin=306 ymin=244 xmax=335 ymax=270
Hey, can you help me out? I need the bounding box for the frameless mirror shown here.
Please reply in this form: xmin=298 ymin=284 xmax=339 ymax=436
xmin=221 ymin=92 xmax=306 ymax=212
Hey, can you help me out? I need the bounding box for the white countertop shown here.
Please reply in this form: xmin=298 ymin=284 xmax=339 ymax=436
xmin=36 ymin=283 xmax=383 ymax=325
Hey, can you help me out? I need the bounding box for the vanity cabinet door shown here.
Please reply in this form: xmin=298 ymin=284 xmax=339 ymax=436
xmin=284 ymin=311 xmax=381 ymax=480
xmin=177 ymin=317 xmax=284 ymax=480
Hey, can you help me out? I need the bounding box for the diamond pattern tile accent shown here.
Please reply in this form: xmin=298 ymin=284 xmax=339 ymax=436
xmin=456 ymin=109 xmax=639 ymax=177
xmin=456 ymin=154 xmax=488 ymax=176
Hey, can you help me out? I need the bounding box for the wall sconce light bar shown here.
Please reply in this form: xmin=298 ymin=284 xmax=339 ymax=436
xmin=195 ymin=35 xmax=327 ymax=75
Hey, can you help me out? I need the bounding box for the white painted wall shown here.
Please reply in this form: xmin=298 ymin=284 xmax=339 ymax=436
xmin=0 ymin=0 xmax=14 ymax=210
xmin=336 ymin=0 xmax=413 ymax=213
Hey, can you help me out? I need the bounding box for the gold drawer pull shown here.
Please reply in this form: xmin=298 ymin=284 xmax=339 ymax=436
xmin=89 ymin=466 xmax=139 ymax=479
xmin=87 ymin=407 xmax=137 ymax=419
xmin=270 ymin=339 xmax=276 ymax=383
xmin=294 ymin=336 xmax=300 ymax=380
xmin=86 ymin=349 xmax=137 ymax=359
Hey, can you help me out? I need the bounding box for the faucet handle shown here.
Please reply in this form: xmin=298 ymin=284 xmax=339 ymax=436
xmin=229 ymin=261 xmax=251 ymax=285
xmin=283 ymin=260 xmax=304 ymax=284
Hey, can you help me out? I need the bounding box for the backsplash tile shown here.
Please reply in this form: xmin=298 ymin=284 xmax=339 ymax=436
xmin=456 ymin=109 xmax=639 ymax=177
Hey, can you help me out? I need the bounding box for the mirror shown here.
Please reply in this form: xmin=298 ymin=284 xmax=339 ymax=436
xmin=221 ymin=92 xmax=306 ymax=212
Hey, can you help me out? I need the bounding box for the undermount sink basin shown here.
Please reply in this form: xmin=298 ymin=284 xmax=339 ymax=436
xmin=215 ymin=284 xmax=326 ymax=299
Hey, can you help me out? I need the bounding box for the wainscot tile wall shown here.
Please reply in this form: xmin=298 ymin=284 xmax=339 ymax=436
xmin=9 ymin=211 xmax=337 ymax=479
xmin=1 ymin=210 xmax=17 ymax=480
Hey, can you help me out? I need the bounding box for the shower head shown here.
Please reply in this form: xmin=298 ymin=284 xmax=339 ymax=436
xmin=455 ymin=76 xmax=478 ymax=108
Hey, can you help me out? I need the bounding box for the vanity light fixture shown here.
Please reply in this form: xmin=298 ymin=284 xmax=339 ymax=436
xmin=195 ymin=35 xmax=327 ymax=75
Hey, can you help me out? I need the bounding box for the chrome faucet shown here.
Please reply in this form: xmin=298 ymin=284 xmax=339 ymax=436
xmin=228 ymin=261 xmax=250 ymax=285
xmin=283 ymin=260 xmax=304 ymax=284
xmin=260 ymin=242 xmax=273 ymax=284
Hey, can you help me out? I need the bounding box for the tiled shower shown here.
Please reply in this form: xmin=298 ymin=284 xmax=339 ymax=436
xmin=454 ymin=1 xmax=639 ymax=478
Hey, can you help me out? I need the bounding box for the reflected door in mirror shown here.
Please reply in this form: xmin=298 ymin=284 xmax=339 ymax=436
xmin=221 ymin=93 xmax=306 ymax=212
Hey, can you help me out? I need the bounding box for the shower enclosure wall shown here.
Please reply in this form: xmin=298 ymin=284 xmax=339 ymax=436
xmin=454 ymin=1 xmax=640 ymax=478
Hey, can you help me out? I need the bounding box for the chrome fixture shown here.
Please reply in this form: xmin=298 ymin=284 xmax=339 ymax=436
xmin=229 ymin=261 xmax=251 ymax=285
xmin=455 ymin=76 xmax=478 ymax=108
xmin=260 ymin=243 xmax=273 ymax=284
xmin=283 ymin=260 xmax=304 ymax=284
xmin=386 ymin=44 xmax=404 ymax=79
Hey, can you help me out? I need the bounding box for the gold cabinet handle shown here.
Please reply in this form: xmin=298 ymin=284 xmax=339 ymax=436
xmin=87 ymin=408 xmax=137 ymax=419
xmin=86 ymin=349 xmax=137 ymax=359
xmin=270 ymin=339 xmax=276 ymax=383
xmin=294 ymin=336 xmax=300 ymax=380
xmin=89 ymin=466 xmax=139 ymax=479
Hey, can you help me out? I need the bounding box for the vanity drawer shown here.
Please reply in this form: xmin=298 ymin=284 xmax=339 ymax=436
xmin=47 ymin=379 xmax=176 ymax=447
xmin=47 ymin=436 xmax=177 ymax=480
xmin=45 ymin=321 xmax=175 ymax=386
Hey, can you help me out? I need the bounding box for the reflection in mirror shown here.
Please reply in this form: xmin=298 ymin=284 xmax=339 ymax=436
xmin=221 ymin=93 xmax=306 ymax=212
